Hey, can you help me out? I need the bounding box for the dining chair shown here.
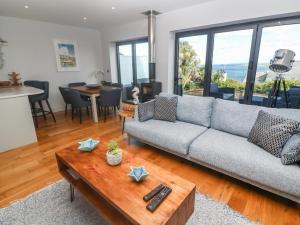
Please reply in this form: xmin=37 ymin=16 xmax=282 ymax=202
xmin=59 ymin=87 xmax=72 ymax=116
xmin=66 ymin=89 xmax=91 ymax=123
xmin=97 ymin=87 xmax=121 ymax=122
xmin=24 ymin=80 xmax=56 ymax=127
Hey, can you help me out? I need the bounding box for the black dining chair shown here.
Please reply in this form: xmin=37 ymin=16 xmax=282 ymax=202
xmin=24 ymin=80 xmax=56 ymax=127
xmin=59 ymin=87 xmax=72 ymax=116
xmin=68 ymin=82 xmax=86 ymax=87
xmin=97 ymin=87 xmax=121 ymax=122
xmin=68 ymin=82 xmax=90 ymax=101
xmin=66 ymin=89 xmax=91 ymax=123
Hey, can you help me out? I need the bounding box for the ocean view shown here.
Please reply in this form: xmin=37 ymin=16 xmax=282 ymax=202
xmin=212 ymin=63 xmax=269 ymax=82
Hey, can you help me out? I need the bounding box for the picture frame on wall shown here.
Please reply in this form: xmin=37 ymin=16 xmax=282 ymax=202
xmin=53 ymin=39 xmax=80 ymax=72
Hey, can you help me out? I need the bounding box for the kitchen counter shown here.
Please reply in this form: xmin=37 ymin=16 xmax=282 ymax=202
xmin=0 ymin=86 xmax=43 ymax=99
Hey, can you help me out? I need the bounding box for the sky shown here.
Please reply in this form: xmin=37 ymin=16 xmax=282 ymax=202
xmin=180 ymin=23 xmax=300 ymax=65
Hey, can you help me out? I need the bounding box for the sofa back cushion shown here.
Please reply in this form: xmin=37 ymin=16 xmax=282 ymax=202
xmin=211 ymin=99 xmax=300 ymax=137
xmin=159 ymin=93 xmax=214 ymax=127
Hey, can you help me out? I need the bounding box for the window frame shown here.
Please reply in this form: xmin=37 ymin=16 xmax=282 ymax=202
xmin=174 ymin=14 xmax=300 ymax=104
xmin=116 ymin=37 xmax=148 ymax=85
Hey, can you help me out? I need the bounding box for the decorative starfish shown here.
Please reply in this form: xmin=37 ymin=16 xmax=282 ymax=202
xmin=128 ymin=166 xmax=149 ymax=182
xmin=78 ymin=138 xmax=99 ymax=151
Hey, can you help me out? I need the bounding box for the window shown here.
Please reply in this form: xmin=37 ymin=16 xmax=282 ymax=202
xmin=118 ymin=44 xmax=133 ymax=85
xmin=176 ymin=34 xmax=207 ymax=96
xmin=211 ymin=29 xmax=253 ymax=101
xmin=175 ymin=16 xmax=300 ymax=108
xmin=117 ymin=38 xmax=148 ymax=85
xmin=252 ymin=23 xmax=300 ymax=107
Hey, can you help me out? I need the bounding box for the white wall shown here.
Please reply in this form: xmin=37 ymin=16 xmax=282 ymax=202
xmin=0 ymin=16 xmax=102 ymax=112
xmin=100 ymin=0 xmax=300 ymax=93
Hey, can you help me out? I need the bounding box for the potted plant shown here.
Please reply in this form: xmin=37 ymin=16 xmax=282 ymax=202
xmin=106 ymin=140 xmax=122 ymax=166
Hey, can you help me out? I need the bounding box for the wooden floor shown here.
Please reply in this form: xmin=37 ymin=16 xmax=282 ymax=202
xmin=0 ymin=111 xmax=299 ymax=225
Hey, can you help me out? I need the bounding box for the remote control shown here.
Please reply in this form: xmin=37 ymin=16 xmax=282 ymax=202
xmin=146 ymin=186 xmax=172 ymax=212
xmin=143 ymin=184 xmax=165 ymax=202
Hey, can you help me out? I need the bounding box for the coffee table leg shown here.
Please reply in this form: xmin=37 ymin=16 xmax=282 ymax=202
xmin=70 ymin=184 xmax=75 ymax=202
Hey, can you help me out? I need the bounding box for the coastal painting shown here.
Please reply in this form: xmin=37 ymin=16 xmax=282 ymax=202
xmin=54 ymin=39 xmax=80 ymax=71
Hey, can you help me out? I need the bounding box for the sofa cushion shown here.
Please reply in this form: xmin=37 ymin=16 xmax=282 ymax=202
xmin=125 ymin=119 xmax=207 ymax=155
xmin=159 ymin=93 xmax=214 ymax=127
xmin=248 ymin=110 xmax=300 ymax=157
xmin=211 ymin=99 xmax=300 ymax=138
xmin=138 ymin=100 xmax=155 ymax=122
xmin=281 ymin=133 xmax=300 ymax=165
xmin=154 ymin=95 xmax=177 ymax=122
xmin=210 ymin=99 xmax=261 ymax=137
xmin=189 ymin=128 xmax=300 ymax=197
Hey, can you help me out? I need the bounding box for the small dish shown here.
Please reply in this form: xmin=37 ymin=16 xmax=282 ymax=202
xmin=128 ymin=165 xmax=149 ymax=182
xmin=78 ymin=138 xmax=100 ymax=152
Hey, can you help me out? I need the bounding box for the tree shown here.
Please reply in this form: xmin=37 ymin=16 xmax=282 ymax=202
xmin=179 ymin=41 xmax=204 ymax=90
xmin=211 ymin=69 xmax=225 ymax=83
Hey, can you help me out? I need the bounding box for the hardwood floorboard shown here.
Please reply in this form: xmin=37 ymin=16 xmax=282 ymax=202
xmin=0 ymin=111 xmax=299 ymax=225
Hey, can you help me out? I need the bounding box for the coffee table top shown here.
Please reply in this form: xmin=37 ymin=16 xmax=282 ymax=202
xmin=56 ymin=140 xmax=196 ymax=225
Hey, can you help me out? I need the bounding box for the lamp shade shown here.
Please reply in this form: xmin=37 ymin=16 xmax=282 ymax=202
xmin=269 ymin=49 xmax=295 ymax=73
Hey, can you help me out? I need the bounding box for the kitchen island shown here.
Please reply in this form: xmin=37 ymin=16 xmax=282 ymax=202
xmin=0 ymin=86 xmax=43 ymax=152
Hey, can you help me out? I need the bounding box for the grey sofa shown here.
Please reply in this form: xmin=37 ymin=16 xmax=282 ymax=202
xmin=125 ymin=93 xmax=300 ymax=203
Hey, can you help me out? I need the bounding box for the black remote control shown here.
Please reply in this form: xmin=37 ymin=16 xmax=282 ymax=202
xmin=146 ymin=186 xmax=172 ymax=212
xmin=143 ymin=184 xmax=165 ymax=202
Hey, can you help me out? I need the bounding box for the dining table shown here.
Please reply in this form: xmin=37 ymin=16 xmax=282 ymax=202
xmin=70 ymin=85 xmax=101 ymax=123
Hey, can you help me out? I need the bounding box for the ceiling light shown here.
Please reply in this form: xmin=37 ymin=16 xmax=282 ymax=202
xmin=24 ymin=5 xmax=29 ymax=9
xmin=83 ymin=17 xmax=88 ymax=20
xmin=111 ymin=6 xmax=116 ymax=10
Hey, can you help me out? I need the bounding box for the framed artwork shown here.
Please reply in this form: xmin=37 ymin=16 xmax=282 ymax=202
xmin=53 ymin=39 xmax=80 ymax=71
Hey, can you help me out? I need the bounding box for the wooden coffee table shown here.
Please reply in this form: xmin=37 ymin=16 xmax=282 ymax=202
xmin=55 ymin=141 xmax=195 ymax=225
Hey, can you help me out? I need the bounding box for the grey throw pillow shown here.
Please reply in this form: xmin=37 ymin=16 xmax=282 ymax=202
xmin=281 ymin=133 xmax=300 ymax=165
xmin=138 ymin=100 xmax=155 ymax=122
xmin=248 ymin=110 xmax=300 ymax=157
xmin=154 ymin=96 xmax=177 ymax=122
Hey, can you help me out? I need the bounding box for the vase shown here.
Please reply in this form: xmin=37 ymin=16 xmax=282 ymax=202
xmin=106 ymin=149 xmax=122 ymax=166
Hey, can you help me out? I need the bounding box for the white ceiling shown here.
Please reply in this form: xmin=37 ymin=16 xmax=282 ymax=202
xmin=0 ymin=0 xmax=213 ymax=30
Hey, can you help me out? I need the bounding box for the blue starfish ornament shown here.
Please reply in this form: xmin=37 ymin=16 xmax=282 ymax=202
xmin=128 ymin=165 xmax=149 ymax=182
xmin=78 ymin=138 xmax=100 ymax=152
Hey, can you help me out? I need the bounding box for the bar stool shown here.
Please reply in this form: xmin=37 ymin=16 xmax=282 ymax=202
xmin=24 ymin=80 xmax=56 ymax=127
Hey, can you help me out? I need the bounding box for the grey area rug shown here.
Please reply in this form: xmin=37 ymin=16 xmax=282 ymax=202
xmin=0 ymin=180 xmax=259 ymax=225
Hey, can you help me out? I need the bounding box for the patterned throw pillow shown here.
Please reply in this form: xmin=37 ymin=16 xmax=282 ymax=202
xmin=281 ymin=133 xmax=300 ymax=165
xmin=154 ymin=96 xmax=178 ymax=122
xmin=248 ymin=110 xmax=300 ymax=157
xmin=138 ymin=100 xmax=155 ymax=122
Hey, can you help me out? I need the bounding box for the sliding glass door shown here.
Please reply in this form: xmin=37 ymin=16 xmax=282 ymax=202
xmin=251 ymin=22 xmax=300 ymax=108
xmin=118 ymin=44 xmax=133 ymax=85
xmin=175 ymin=34 xmax=208 ymax=96
xmin=174 ymin=16 xmax=300 ymax=108
xmin=117 ymin=38 xmax=148 ymax=85
xmin=211 ymin=29 xmax=254 ymax=101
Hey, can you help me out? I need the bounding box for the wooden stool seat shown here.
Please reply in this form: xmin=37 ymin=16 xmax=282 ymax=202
xmin=118 ymin=102 xmax=136 ymax=134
